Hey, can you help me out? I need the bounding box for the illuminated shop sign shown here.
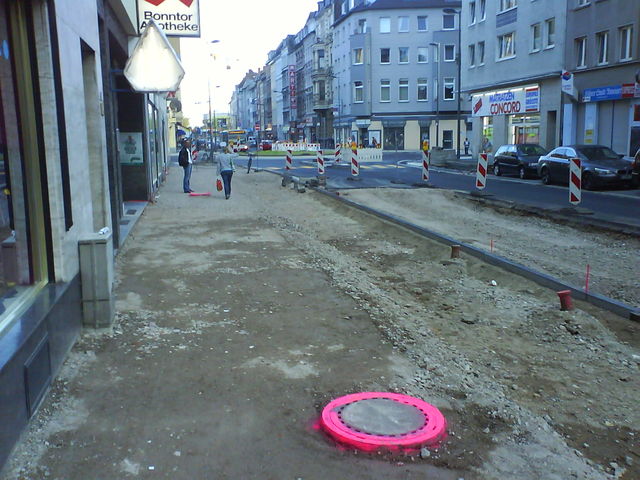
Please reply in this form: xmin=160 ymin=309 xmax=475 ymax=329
xmin=472 ymin=86 xmax=539 ymax=117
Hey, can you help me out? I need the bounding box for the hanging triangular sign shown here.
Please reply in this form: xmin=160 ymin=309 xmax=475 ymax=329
xmin=124 ymin=19 xmax=185 ymax=92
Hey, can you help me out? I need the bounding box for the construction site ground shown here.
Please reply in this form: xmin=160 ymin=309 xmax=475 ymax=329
xmin=2 ymin=165 xmax=638 ymax=480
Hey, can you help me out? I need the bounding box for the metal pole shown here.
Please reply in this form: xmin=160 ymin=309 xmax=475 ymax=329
xmin=208 ymin=81 xmax=213 ymax=157
xmin=430 ymin=43 xmax=440 ymax=147
xmin=456 ymin=12 xmax=462 ymax=159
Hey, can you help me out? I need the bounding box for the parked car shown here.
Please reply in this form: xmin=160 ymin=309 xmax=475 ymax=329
xmin=259 ymin=140 xmax=273 ymax=151
xmin=492 ymin=144 xmax=548 ymax=179
xmin=537 ymin=145 xmax=634 ymax=190
xmin=632 ymin=148 xmax=640 ymax=188
xmin=235 ymin=143 xmax=249 ymax=152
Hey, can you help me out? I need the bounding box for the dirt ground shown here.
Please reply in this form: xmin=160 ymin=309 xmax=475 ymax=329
xmin=2 ymin=168 xmax=638 ymax=480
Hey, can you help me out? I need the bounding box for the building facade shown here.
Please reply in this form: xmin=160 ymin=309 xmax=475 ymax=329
xmin=233 ymin=0 xmax=469 ymax=152
xmin=333 ymin=0 xmax=468 ymax=150
xmin=462 ymin=0 xmax=567 ymax=156
xmin=563 ymin=0 xmax=640 ymax=155
xmin=0 ymin=0 xmax=174 ymax=469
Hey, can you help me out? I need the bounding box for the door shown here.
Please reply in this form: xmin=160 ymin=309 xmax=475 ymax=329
xmin=546 ymin=148 xmax=566 ymax=181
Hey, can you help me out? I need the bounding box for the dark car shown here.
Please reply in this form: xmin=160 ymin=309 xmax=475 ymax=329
xmin=492 ymin=144 xmax=548 ymax=179
xmin=537 ymin=145 xmax=634 ymax=190
xmin=632 ymin=148 xmax=640 ymax=188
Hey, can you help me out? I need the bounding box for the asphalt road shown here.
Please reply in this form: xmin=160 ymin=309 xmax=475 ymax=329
xmin=237 ymin=152 xmax=640 ymax=229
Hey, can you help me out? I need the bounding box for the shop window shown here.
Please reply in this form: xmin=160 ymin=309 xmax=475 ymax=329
xmin=0 ymin=0 xmax=52 ymax=325
xmin=634 ymin=105 xmax=640 ymax=122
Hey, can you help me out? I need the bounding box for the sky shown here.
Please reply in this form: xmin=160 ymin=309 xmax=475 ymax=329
xmin=179 ymin=0 xmax=320 ymax=125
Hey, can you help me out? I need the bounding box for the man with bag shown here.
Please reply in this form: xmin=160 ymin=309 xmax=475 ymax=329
xmin=217 ymin=148 xmax=236 ymax=199
xmin=178 ymin=138 xmax=194 ymax=193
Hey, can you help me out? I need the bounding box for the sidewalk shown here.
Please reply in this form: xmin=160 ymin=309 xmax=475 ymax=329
xmin=2 ymin=165 xmax=462 ymax=480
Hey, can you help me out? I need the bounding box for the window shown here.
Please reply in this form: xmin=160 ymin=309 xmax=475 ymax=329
xmin=353 ymin=48 xmax=363 ymax=64
xmin=380 ymin=79 xmax=390 ymax=102
xmin=444 ymin=45 xmax=455 ymax=61
xmin=620 ymin=25 xmax=633 ymax=60
xmin=498 ymin=32 xmax=516 ymax=59
xmin=316 ymin=49 xmax=325 ymax=69
xmin=469 ymin=44 xmax=476 ymax=66
xmin=417 ymin=78 xmax=428 ymax=100
xmin=380 ymin=48 xmax=390 ymax=63
xmin=354 ymin=81 xmax=364 ymax=102
xmin=576 ymin=36 xmax=587 ymax=68
xmin=577 ymin=0 xmax=589 ymax=6
xmin=398 ymin=16 xmax=409 ymax=32
xmin=417 ymin=47 xmax=428 ymax=63
xmin=478 ymin=41 xmax=485 ymax=64
xmin=417 ymin=15 xmax=428 ymax=31
xmin=398 ymin=47 xmax=409 ymax=63
xmin=399 ymin=79 xmax=409 ymax=102
xmin=499 ymin=0 xmax=517 ymax=12
xmin=443 ymin=14 xmax=455 ymax=30
xmin=469 ymin=2 xmax=476 ymax=25
xmin=596 ymin=31 xmax=608 ymax=65
xmin=444 ymin=77 xmax=455 ymax=100
xmin=531 ymin=23 xmax=541 ymax=52
xmin=545 ymin=18 xmax=555 ymax=48
xmin=479 ymin=0 xmax=486 ymax=20
xmin=380 ymin=17 xmax=390 ymax=33
xmin=357 ymin=19 xmax=368 ymax=33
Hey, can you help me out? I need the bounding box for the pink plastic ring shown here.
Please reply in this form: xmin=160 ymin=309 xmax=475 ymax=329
xmin=320 ymin=392 xmax=447 ymax=452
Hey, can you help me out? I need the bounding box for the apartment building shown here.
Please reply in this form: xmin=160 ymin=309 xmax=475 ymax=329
xmin=332 ymin=0 xmax=467 ymax=150
xmin=234 ymin=0 xmax=468 ymax=151
xmin=563 ymin=0 xmax=640 ymax=155
xmin=462 ymin=0 xmax=566 ymax=155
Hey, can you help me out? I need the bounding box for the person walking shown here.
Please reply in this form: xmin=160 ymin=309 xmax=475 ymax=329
xmin=178 ymin=138 xmax=194 ymax=193
xmin=481 ymin=137 xmax=493 ymax=154
xmin=217 ymin=148 xmax=236 ymax=199
xmin=464 ymin=138 xmax=470 ymax=156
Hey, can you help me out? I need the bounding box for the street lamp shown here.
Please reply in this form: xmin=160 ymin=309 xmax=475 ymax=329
xmin=208 ymin=40 xmax=221 ymax=154
xmin=429 ymin=42 xmax=440 ymax=148
xmin=443 ymin=8 xmax=461 ymax=159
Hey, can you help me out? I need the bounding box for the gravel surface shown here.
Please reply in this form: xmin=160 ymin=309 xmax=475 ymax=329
xmin=263 ymin=180 xmax=639 ymax=479
xmin=2 ymin=171 xmax=638 ymax=480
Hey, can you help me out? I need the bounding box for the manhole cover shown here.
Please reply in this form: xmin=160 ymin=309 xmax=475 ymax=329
xmin=340 ymin=398 xmax=426 ymax=436
xmin=320 ymin=392 xmax=447 ymax=453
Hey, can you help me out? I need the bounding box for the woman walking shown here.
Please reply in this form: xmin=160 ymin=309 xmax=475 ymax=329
xmin=217 ymin=148 xmax=236 ymax=199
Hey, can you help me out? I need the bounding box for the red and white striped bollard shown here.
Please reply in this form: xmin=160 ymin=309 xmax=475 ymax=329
xmin=335 ymin=144 xmax=341 ymax=163
xmin=351 ymin=148 xmax=359 ymax=176
xmin=317 ymin=150 xmax=325 ymax=175
xmin=422 ymin=148 xmax=430 ymax=181
xmin=285 ymin=149 xmax=293 ymax=170
xmin=476 ymin=153 xmax=488 ymax=190
xmin=569 ymin=157 xmax=581 ymax=205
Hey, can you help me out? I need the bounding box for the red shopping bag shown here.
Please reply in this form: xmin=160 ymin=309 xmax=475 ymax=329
xmin=216 ymin=178 xmax=223 ymax=192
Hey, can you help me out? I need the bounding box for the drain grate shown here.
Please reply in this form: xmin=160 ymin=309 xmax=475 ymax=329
xmin=320 ymin=392 xmax=446 ymax=452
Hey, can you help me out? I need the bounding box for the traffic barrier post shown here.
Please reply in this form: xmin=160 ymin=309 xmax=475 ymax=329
xmin=569 ymin=157 xmax=581 ymax=205
xmin=476 ymin=153 xmax=488 ymax=190
xmin=351 ymin=148 xmax=359 ymax=176
xmin=317 ymin=150 xmax=325 ymax=175
xmin=285 ymin=149 xmax=293 ymax=171
xmin=422 ymin=148 xmax=430 ymax=181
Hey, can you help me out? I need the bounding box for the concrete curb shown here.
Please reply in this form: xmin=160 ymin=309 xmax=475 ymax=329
xmin=313 ymin=188 xmax=640 ymax=322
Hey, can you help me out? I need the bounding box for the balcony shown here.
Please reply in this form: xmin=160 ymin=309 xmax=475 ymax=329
xmin=313 ymin=93 xmax=333 ymax=111
xmin=311 ymin=66 xmax=332 ymax=80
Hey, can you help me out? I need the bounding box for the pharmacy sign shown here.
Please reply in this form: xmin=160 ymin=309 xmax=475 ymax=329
xmin=137 ymin=0 xmax=200 ymax=37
